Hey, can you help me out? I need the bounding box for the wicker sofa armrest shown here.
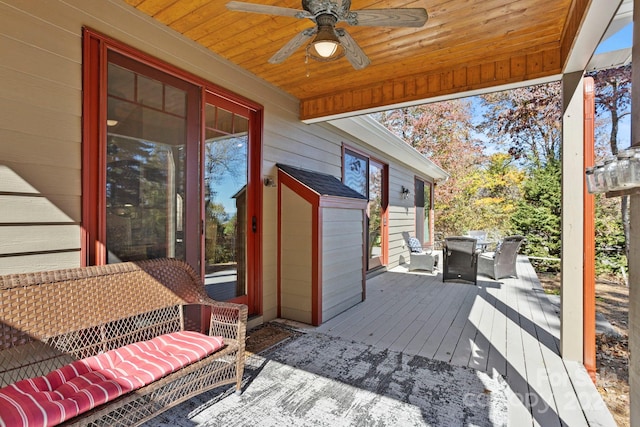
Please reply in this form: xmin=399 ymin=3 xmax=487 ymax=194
xmin=204 ymin=298 xmax=248 ymax=343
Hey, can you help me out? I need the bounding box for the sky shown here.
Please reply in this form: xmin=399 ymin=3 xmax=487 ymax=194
xmin=471 ymin=22 xmax=634 ymax=156
xmin=595 ymin=22 xmax=633 ymax=54
xmin=595 ymin=22 xmax=633 ymax=150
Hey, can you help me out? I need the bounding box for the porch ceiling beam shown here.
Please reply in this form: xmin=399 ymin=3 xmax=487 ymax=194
xmin=300 ymin=46 xmax=563 ymax=122
xmin=301 ymin=0 xmax=626 ymax=123
xmin=562 ymin=0 xmax=625 ymax=73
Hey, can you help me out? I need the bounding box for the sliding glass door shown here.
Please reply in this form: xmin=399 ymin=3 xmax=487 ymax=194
xmin=105 ymin=53 xmax=197 ymax=265
xmin=85 ymin=31 xmax=263 ymax=316
xmin=368 ymin=159 xmax=385 ymax=269
xmin=343 ymin=148 xmax=388 ymax=270
xmin=203 ymin=101 xmax=250 ymax=304
xmin=415 ymin=178 xmax=433 ymax=247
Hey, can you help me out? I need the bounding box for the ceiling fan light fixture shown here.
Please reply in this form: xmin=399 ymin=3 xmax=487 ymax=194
xmin=306 ymin=14 xmax=345 ymax=62
xmin=313 ymin=40 xmax=338 ymax=58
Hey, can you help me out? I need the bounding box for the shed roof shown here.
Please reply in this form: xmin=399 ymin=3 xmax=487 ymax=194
xmin=277 ymin=164 xmax=367 ymax=200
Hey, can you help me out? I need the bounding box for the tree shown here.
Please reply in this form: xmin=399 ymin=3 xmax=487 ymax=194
xmin=510 ymin=159 xmax=562 ymax=271
xmin=466 ymin=153 xmax=525 ymax=237
xmin=376 ymin=100 xmax=485 ymax=235
xmin=479 ymin=82 xmax=562 ymax=166
xmin=588 ymin=64 xmax=632 ymax=261
xmin=479 ymin=82 xmax=564 ymax=268
xmin=588 ymin=64 xmax=632 ymax=156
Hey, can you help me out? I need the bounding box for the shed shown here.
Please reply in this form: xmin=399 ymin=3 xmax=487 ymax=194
xmin=277 ymin=164 xmax=368 ymax=326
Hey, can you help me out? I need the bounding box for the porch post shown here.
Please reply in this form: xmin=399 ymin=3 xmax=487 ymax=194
xmin=629 ymin=1 xmax=640 ymax=424
xmin=561 ymin=72 xmax=585 ymax=361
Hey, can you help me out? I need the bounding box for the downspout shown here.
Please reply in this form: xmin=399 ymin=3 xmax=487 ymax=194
xmin=583 ymin=76 xmax=596 ymax=382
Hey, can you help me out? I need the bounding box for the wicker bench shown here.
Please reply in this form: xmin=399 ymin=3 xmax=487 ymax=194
xmin=0 ymin=258 xmax=247 ymax=426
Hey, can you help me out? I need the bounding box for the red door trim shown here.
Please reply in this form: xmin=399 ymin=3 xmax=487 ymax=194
xmin=82 ymin=28 xmax=264 ymax=318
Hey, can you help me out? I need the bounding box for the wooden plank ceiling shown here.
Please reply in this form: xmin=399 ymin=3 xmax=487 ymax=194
xmin=125 ymin=0 xmax=585 ymax=121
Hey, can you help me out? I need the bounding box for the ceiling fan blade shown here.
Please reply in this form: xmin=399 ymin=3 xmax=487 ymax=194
xmin=336 ymin=29 xmax=370 ymax=70
xmin=226 ymin=1 xmax=309 ymax=18
xmin=269 ymin=28 xmax=316 ymax=64
xmin=335 ymin=0 xmax=346 ymax=12
xmin=350 ymin=8 xmax=428 ymax=27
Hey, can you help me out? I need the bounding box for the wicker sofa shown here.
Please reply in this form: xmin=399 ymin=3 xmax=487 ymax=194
xmin=0 ymin=258 xmax=247 ymax=426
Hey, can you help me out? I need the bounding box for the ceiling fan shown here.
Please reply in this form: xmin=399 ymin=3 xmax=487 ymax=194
xmin=226 ymin=0 xmax=428 ymax=70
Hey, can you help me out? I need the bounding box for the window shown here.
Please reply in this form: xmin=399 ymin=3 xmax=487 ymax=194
xmin=415 ymin=178 xmax=433 ymax=247
xmin=82 ymin=29 xmax=263 ymax=314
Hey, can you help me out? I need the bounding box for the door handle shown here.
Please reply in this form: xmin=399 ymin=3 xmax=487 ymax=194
xmin=252 ymin=216 xmax=257 ymax=233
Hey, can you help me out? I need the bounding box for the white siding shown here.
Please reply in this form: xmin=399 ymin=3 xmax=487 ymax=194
xmin=279 ymin=186 xmax=312 ymax=324
xmin=1 ymin=0 xmax=441 ymax=325
xmin=322 ymin=207 xmax=364 ymax=321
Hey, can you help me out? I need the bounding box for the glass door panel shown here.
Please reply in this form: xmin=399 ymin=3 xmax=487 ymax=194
xmin=368 ymin=160 xmax=384 ymax=269
xmin=414 ymin=179 xmax=433 ymax=248
xmin=343 ymin=150 xmax=387 ymax=270
xmin=105 ymin=62 xmax=187 ymax=263
xmin=423 ymin=182 xmax=432 ymax=244
xmin=203 ymin=103 xmax=249 ymax=302
xmin=344 ymin=151 xmax=368 ymax=197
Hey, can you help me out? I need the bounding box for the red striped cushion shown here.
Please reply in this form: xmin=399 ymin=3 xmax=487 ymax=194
xmin=0 ymin=331 xmax=224 ymax=427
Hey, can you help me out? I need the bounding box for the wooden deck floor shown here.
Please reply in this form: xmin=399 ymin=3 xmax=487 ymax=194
xmin=314 ymin=256 xmax=616 ymax=426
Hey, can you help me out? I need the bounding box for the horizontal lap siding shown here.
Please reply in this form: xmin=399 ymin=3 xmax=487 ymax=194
xmin=322 ymin=207 xmax=363 ymax=321
xmin=0 ymin=2 xmax=82 ymax=273
xmin=279 ymin=186 xmax=312 ymax=324
xmin=1 ymin=0 xmax=441 ymax=325
xmin=387 ymin=166 xmax=420 ymax=268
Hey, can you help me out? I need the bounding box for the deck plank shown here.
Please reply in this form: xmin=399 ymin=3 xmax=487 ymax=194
xmin=405 ymin=282 xmax=469 ymax=356
xmin=420 ymin=283 xmax=476 ymax=359
xmin=362 ymin=276 xmax=442 ymax=346
xmin=485 ymin=282 xmax=508 ymax=377
xmin=431 ymin=284 xmax=477 ymax=362
xmin=345 ymin=274 xmax=434 ymax=342
xmin=379 ymin=280 xmax=455 ymax=351
xmin=448 ymin=289 xmax=485 ymax=367
xmin=467 ymin=284 xmax=497 ymax=371
xmin=503 ymin=269 xmax=535 ymax=426
xmin=519 ymin=263 xmax=591 ymax=426
xmin=312 ymin=259 xmax=615 ymax=427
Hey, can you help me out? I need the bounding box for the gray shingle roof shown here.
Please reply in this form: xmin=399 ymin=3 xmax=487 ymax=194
xmin=277 ymin=164 xmax=367 ymax=200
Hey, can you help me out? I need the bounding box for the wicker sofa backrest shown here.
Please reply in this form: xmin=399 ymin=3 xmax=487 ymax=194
xmin=0 ymin=258 xmax=210 ymax=387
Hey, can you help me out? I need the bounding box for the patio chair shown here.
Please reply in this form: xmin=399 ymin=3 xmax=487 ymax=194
xmin=407 ymin=237 xmax=438 ymax=272
xmin=466 ymin=230 xmax=488 ymax=241
xmin=465 ymin=230 xmax=491 ymax=251
xmin=478 ymin=235 xmax=525 ymax=280
xmin=443 ymin=236 xmax=481 ymax=285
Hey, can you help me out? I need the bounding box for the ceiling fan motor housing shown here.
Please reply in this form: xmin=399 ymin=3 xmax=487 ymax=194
xmin=303 ymin=0 xmax=350 ymax=17
xmin=226 ymin=0 xmax=427 ymax=69
xmin=316 ymin=13 xmax=338 ymax=27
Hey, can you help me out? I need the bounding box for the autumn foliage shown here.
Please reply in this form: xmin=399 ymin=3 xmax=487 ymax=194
xmin=376 ymin=66 xmax=629 ymax=275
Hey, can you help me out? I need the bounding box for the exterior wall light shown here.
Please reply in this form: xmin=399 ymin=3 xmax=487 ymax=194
xmin=401 ymin=185 xmax=410 ymax=199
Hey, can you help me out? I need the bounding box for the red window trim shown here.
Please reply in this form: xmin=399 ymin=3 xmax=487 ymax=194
xmin=341 ymin=143 xmax=389 ymax=267
xmin=81 ymin=27 xmax=264 ymax=315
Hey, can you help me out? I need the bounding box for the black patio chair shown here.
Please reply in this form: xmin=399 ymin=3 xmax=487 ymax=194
xmin=443 ymin=236 xmax=481 ymax=285
xmin=478 ymin=235 xmax=526 ymax=280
